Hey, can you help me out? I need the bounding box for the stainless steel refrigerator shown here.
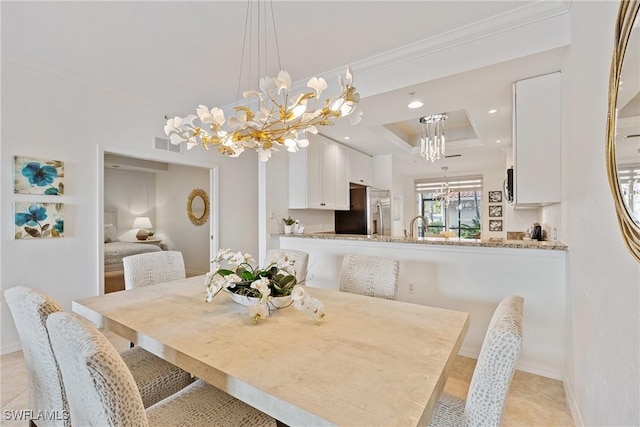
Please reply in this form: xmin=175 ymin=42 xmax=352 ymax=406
xmin=335 ymin=184 xmax=391 ymax=236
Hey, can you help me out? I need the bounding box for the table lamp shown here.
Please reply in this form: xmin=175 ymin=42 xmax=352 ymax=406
xmin=132 ymin=216 xmax=153 ymax=241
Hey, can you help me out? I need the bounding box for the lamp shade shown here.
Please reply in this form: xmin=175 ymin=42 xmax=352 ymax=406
xmin=132 ymin=216 xmax=153 ymax=229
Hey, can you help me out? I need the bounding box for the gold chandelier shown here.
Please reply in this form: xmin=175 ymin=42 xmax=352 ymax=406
xmin=419 ymin=113 xmax=447 ymax=162
xmin=163 ymin=2 xmax=361 ymax=162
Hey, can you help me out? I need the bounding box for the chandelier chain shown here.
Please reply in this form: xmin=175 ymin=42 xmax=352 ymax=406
xmin=164 ymin=0 xmax=362 ymax=161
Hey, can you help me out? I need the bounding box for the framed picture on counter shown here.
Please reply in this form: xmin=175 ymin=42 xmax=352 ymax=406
xmin=488 ymin=191 xmax=502 ymax=203
xmin=489 ymin=219 xmax=503 ymax=232
xmin=489 ymin=205 xmax=503 ymax=217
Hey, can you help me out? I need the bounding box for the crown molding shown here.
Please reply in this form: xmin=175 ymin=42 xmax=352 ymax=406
xmin=313 ymin=1 xmax=569 ymax=86
xmin=223 ymin=1 xmax=569 ymax=113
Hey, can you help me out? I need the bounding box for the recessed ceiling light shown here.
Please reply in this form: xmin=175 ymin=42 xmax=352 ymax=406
xmin=407 ymin=92 xmax=423 ymax=109
xmin=343 ymin=136 xmax=350 ymax=140
xmin=496 ymin=139 xmax=502 ymax=143
xmin=488 ymin=109 xmax=498 ymax=114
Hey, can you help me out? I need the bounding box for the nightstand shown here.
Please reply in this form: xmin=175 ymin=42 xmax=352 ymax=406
xmin=133 ymin=239 xmax=163 ymax=248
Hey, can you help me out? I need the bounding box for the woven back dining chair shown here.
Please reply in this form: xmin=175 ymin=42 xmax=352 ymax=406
xmin=47 ymin=312 xmax=276 ymax=427
xmin=123 ymin=251 xmax=186 ymax=290
xmin=264 ymin=249 xmax=309 ymax=285
xmin=428 ymin=295 xmax=524 ymax=427
xmin=4 ymin=286 xmax=193 ymax=413
xmin=4 ymin=286 xmax=70 ymax=427
xmin=338 ymin=254 xmax=399 ymax=300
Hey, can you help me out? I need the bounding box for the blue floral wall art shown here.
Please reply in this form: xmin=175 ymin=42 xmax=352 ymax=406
xmin=14 ymin=202 xmax=64 ymax=239
xmin=14 ymin=156 xmax=64 ymax=195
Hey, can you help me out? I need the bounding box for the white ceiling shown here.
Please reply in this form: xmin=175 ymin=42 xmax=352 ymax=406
xmin=2 ymin=1 xmax=570 ymax=178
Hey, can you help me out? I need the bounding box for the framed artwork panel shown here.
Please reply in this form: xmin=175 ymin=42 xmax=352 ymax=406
xmin=14 ymin=202 xmax=64 ymax=239
xmin=488 ymin=190 xmax=502 ymax=203
xmin=14 ymin=156 xmax=64 ymax=195
xmin=489 ymin=219 xmax=503 ymax=232
xmin=489 ymin=205 xmax=503 ymax=217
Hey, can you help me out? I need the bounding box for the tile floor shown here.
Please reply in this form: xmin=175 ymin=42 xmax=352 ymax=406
xmin=1 ymin=332 xmax=575 ymax=426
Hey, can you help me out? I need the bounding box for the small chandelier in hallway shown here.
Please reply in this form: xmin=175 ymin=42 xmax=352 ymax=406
xmin=419 ymin=113 xmax=447 ymax=162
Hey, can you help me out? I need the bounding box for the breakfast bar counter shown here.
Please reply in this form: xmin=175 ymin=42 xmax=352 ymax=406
xmin=275 ymin=232 xmax=568 ymax=251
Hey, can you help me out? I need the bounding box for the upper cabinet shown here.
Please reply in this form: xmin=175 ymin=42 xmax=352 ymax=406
xmin=512 ymin=72 xmax=562 ymax=207
xmin=289 ymin=134 xmax=349 ymax=210
xmin=346 ymin=146 xmax=373 ymax=186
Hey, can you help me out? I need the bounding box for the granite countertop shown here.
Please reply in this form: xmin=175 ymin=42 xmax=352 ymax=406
xmin=278 ymin=232 xmax=568 ymax=251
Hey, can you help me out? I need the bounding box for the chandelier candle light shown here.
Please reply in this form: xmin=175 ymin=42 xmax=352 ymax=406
xmin=163 ymin=2 xmax=361 ymax=161
xmin=420 ymin=113 xmax=448 ymax=162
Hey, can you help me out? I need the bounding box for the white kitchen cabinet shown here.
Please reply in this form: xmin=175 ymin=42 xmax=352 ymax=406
xmin=346 ymin=147 xmax=373 ymax=186
xmin=512 ymin=72 xmax=562 ymax=207
xmin=288 ymin=134 xmax=349 ymax=210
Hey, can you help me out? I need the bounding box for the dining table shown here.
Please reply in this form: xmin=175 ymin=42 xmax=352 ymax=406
xmin=73 ymin=275 xmax=469 ymax=427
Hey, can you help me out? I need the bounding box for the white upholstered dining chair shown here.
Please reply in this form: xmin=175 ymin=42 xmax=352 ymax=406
xmin=338 ymin=254 xmax=400 ymax=300
xmin=4 ymin=286 xmax=193 ymax=418
xmin=47 ymin=311 xmax=276 ymax=427
xmin=123 ymin=251 xmax=186 ymax=290
xmin=428 ymin=295 xmax=524 ymax=427
xmin=264 ymin=248 xmax=309 ymax=285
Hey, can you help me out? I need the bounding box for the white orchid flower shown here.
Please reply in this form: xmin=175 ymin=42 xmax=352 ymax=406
xmin=228 ymin=251 xmax=247 ymax=267
xmin=307 ymin=77 xmax=328 ymax=98
xmin=224 ymin=273 xmax=242 ymax=285
xmin=293 ymin=294 xmax=308 ymax=311
xmin=290 ymin=285 xmax=307 ymax=301
xmin=248 ymin=303 xmax=270 ymax=324
xmin=304 ymin=297 xmax=325 ymax=323
xmin=251 ymin=277 xmax=270 ymax=293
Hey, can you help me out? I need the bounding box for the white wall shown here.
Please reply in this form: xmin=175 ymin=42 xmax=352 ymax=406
xmin=155 ymin=163 xmax=210 ymax=276
xmin=104 ymin=168 xmax=157 ymax=241
xmin=561 ymin=2 xmax=639 ymax=426
xmin=0 ymin=58 xmax=258 ymax=354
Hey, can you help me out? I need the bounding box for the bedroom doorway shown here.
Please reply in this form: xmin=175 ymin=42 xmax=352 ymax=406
xmin=97 ymin=145 xmax=218 ymax=294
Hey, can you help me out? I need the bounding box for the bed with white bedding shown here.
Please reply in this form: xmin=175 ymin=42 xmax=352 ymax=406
xmin=104 ymin=208 xmax=161 ymax=293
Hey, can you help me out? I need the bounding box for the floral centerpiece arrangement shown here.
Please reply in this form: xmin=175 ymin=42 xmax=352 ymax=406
xmin=205 ymin=248 xmax=325 ymax=324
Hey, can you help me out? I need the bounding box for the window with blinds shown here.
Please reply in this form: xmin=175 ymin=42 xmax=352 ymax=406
xmin=414 ymin=175 xmax=483 ymax=239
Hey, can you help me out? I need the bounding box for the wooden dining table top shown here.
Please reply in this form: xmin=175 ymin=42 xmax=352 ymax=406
xmin=73 ymin=275 xmax=469 ymax=427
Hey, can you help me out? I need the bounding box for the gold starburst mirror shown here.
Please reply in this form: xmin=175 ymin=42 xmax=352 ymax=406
xmin=187 ymin=188 xmax=210 ymax=226
xmin=607 ymin=0 xmax=640 ymax=261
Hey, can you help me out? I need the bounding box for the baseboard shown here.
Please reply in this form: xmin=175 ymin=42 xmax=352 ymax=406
xmin=459 ymin=345 xmax=564 ymax=380
xmin=1 ymin=342 xmax=22 ymax=356
xmin=564 ymin=378 xmax=583 ymax=427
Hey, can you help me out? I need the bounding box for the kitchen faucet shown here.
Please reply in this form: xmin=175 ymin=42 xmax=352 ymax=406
xmin=409 ymin=215 xmax=429 ymax=239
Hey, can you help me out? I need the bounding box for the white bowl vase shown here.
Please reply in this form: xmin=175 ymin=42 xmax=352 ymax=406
xmin=284 ymin=225 xmax=292 ymax=234
xmin=228 ymin=292 xmax=292 ymax=308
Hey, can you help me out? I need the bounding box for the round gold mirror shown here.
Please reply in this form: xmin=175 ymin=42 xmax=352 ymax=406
xmin=187 ymin=188 xmax=210 ymax=226
xmin=607 ymin=0 xmax=640 ymax=261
